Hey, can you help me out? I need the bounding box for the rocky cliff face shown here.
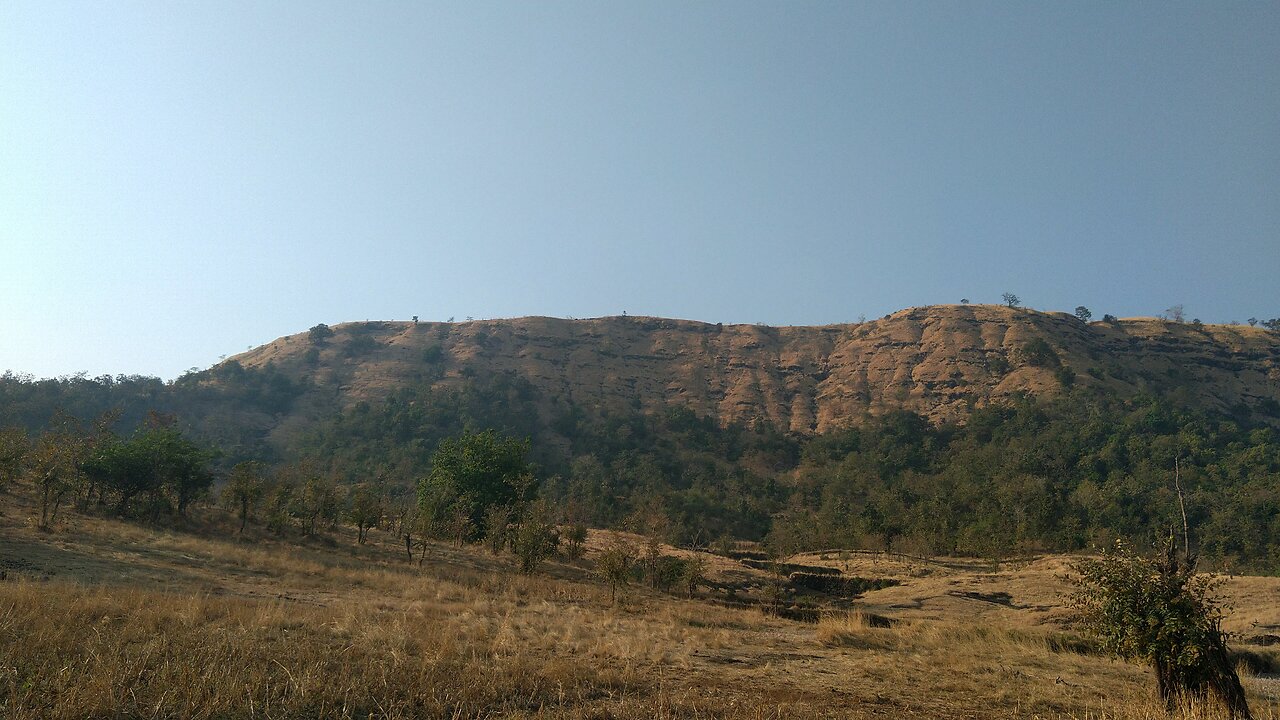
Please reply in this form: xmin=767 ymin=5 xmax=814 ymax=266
xmin=227 ymin=305 xmax=1280 ymax=432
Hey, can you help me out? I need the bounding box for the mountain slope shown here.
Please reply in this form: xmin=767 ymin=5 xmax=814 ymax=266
xmin=225 ymin=304 xmax=1280 ymax=434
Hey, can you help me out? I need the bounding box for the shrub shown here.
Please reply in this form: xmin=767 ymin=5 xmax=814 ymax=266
xmin=512 ymin=500 xmax=558 ymax=574
xmin=342 ymin=335 xmax=379 ymax=358
xmin=1055 ymin=366 xmax=1076 ymax=387
xmin=596 ymin=539 xmax=634 ymax=604
xmin=1072 ymin=538 xmax=1250 ymax=718
xmin=564 ymin=523 xmax=588 ymax=561
xmin=1017 ymin=338 xmax=1061 ymax=368
xmin=308 ymin=323 xmax=334 ymax=345
xmin=788 ymin=572 xmax=899 ymax=597
xmin=677 ymin=555 xmax=707 ymax=597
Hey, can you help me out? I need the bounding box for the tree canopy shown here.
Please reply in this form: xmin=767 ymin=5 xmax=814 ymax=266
xmin=417 ymin=430 xmax=535 ymax=541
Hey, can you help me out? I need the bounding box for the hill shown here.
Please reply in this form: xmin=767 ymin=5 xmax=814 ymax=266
xmin=225 ymin=304 xmax=1280 ymax=435
xmin=4 ymin=304 xmax=1280 ymax=567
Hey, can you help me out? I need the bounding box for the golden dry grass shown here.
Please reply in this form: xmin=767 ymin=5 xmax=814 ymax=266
xmin=1 ymin=488 xmax=1278 ymax=719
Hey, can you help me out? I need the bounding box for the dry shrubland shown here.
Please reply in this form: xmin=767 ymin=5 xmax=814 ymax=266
xmin=1 ymin=490 xmax=1278 ymax=719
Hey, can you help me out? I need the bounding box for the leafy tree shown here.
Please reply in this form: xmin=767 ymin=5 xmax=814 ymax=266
xmin=1002 ymin=292 xmax=1021 ymax=308
xmin=292 ymin=466 xmax=339 ymax=536
xmin=223 ymin=461 xmax=268 ymax=533
xmin=1017 ymin=338 xmax=1060 ymax=367
xmin=596 ymin=538 xmax=635 ymax=605
xmin=1074 ymin=306 xmax=1093 ymax=323
xmin=512 ymin=499 xmax=558 ymax=574
xmin=150 ymin=428 xmax=216 ymax=516
xmin=0 ymin=426 xmax=31 ymax=492
xmin=483 ymin=504 xmax=511 ymax=554
xmin=347 ymin=484 xmax=383 ymax=543
xmin=1073 ymin=538 xmax=1250 ymax=718
xmin=342 ymin=334 xmax=379 ymax=358
xmin=444 ymin=500 xmax=474 ymax=546
xmin=308 ymin=323 xmax=334 ymax=345
xmin=417 ymin=430 xmax=535 ymax=542
xmin=564 ymin=523 xmax=588 ymax=561
xmin=1103 ymin=314 xmax=1118 ymax=323
xmin=421 ymin=344 xmax=444 ymax=364
xmin=263 ymin=476 xmax=294 ymax=535
xmin=1246 ymin=318 xmax=1258 ymax=327
xmin=677 ymin=554 xmax=707 ymax=597
xmin=83 ymin=426 xmax=215 ymax=518
xmin=1263 ymin=318 xmax=1280 ymax=332
xmin=28 ymin=427 xmax=86 ymax=528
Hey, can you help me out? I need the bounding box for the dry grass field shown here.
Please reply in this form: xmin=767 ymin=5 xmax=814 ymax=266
xmin=2 ymin=489 xmax=1278 ymax=719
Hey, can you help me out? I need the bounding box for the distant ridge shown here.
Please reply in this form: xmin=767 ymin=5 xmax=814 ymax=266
xmin=223 ymin=304 xmax=1280 ymax=433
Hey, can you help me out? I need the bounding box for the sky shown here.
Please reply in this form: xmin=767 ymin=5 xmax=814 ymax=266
xmin=2 ymin=2 xmax=1278 ymax=379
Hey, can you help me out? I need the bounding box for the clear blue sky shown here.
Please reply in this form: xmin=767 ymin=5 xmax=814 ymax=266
xmin=3 ymin=2 xmax=1278 ymax=379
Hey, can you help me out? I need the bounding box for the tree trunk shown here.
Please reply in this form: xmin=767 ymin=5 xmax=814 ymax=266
xmin=1206 ymin=635 xmax=1252 ymax=719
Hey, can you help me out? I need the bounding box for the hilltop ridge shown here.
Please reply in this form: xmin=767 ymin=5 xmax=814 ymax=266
xmin=225 ymin=304 xmax=1280 ymax=433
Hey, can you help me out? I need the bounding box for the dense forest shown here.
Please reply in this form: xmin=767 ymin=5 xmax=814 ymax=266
xmin=1 ymin=365 xmax=1278 ymax=572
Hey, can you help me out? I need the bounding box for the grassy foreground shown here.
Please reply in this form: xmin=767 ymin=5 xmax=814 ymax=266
xmin=1 ymin=493 xmax=1278 ymax=718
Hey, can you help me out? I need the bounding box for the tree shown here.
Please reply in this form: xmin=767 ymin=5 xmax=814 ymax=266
xmin=1247 ymin=317 xmax=1258 ymax=327
xmin=395 ymin=501 xmax=420 ymax=562
xmin=347 ymin=484 xmax=383 ymax=544
xmin=1263 ymin=318 xmax=1280 ymax=332
xmin=564 ymin=523 xmax=588 ymax=561
xmin=1074 ymin=306 xmax=1093 ymax=323
xmin=1002 ymin=292 xmax=1021 ymax=308
xmin=1103 ymin=314 xmax=1118 ymax=323
xmin=512 ymin=499 xmax=558 ymax=574
xmin=1164 ymin=305 xmax=1186 ymax=323
xmin=293 ymin=467 xmax=339 ymax=536
xmin=417 ymin=430 xmax=536 ymax=543
xmin=596 ymin=537 xmax=635 ymax=604
xmin=1072 ymin=537 xmax=1250 ymax=718
xmin=263 ymin=476 xmax=295 ymax=535
xmin=82 ymin=434 xmax=154 ymax=517
xmin=0 ymin=427 xmax=31 ymax=492
xmin=84 ymin=425 xmax=204 ymax=517
xmin=28 ymin=428 xmax=85 ymax=529
xmin=483 ymin=504 xmax=511 ymax=554
xmin=678 ymin=555 xmax=708 ymax=598
xmin=308 ymin=323 xmax=334 ymax=345
xmin=223 ymin=461 xmax=267 ymax=533
xmin=147 ymin=427 xmax=215 ymax=517
xmin=83 ymin=426 xmax=215 ymax=519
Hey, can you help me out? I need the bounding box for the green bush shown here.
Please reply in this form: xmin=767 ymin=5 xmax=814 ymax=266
xmin=1072 ymin=538 xmax=1250 ymax=717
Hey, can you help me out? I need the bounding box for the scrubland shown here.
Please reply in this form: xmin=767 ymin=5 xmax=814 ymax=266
xmin=2 ymin=491 xmax=1278 ymax=719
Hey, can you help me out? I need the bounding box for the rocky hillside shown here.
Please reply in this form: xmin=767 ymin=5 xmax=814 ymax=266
xmin=226 ymin=305 xmax=1280 ymax=432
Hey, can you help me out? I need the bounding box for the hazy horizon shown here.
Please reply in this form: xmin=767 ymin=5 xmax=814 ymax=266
xmin=4 ymin=2 xmax=1278 ymax=379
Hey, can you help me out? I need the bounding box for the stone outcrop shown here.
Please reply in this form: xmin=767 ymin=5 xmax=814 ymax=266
xmin=227 ymin=305 xmax=1280 ymax=432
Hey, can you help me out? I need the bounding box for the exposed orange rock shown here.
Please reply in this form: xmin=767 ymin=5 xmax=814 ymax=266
xmin=227 ymin=305 xmax=1280 ymax=432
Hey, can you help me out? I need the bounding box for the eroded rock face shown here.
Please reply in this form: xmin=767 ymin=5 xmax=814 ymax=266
xmin=229 ymin=305 xmax=1280 ymax=432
